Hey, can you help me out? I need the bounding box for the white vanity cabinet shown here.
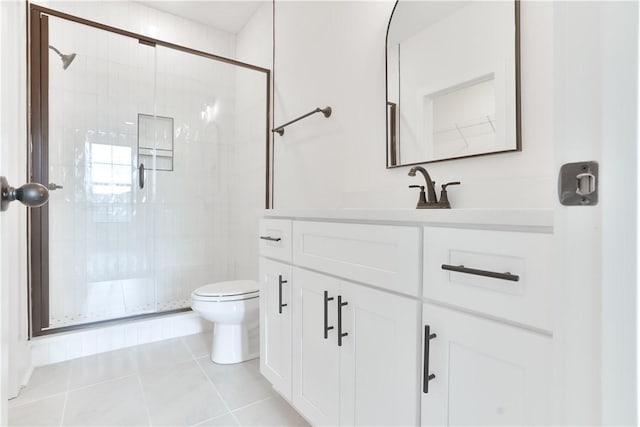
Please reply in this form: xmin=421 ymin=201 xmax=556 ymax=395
xmin=259 ymin=218 xmax=421 ymax=426
xmin=292 ymin=267 xmax=420 ymax=426
xmin=259 ymin=211 xmax=555 ymax=427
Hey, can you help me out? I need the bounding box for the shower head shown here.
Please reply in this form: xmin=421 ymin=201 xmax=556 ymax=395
xmin=48 ymin=45 xmax=77 ymax=70
xmin=60 ymin=53 xmax=77 ymax=70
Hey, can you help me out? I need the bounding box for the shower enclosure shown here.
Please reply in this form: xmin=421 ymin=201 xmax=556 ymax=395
xmin=28 ymin=6 xmax=271 ymax=335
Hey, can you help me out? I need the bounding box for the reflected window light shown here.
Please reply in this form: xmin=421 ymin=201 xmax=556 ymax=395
xmin=90 ymin=143 xmax=132 ymax=195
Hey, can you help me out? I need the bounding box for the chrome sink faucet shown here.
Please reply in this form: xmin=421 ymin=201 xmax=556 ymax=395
xmin=408 ymin=166 xmax=460 ymax=209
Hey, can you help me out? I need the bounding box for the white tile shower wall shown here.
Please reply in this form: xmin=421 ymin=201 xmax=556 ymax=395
xmin=30 ymin=312 xmax=211 ymax=367
xmin=46 ymin=13 xmax=240 ymax=327
xmin=31 ymin=0 xmax=236 ymax=60
xmin=150 ymin=46 xmax=237 ymax=310
xmin=271 ymin=1 xmax=554 ymax=209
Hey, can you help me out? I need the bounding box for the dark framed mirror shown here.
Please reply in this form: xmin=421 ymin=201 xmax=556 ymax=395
xmin=386 ymin=1 xmax=521 ymax=167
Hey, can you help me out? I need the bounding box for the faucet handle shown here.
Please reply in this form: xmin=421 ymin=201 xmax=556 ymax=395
xmin=408 ymin=185 xmax=427 ymax=207
xmin=438 ymin=182 xmax=460 ymax=209
xmin=441 ymin=181 xmax=460 ymax=190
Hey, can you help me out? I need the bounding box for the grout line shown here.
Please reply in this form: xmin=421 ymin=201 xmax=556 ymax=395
xmin=65 ymin=373 xmax=138 ymax=395
xmin=180 ymin=334 xmax=205 ymax=360
xmin=59 ymin=391 xmax=69 ymax=427
xmin=135 ymin=373 xmax=154 ymax=427
xmin=193 ymin=356 xmax=241 ymax=426
xmin=230 ymin=395 xmax=274 ymax=413
xmin=60 ymin=369 xmax=72 ymax=427
xmin=190 ymin=411 xmax=233 ymax=427
xmin=8 ymin=390 xmax=67 ymax=410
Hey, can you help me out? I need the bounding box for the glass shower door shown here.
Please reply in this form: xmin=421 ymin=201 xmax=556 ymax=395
xmin=29 ymin=6 xmax=269 ymax=336
xmin=44 ymin=14 xmax=160 ymax=330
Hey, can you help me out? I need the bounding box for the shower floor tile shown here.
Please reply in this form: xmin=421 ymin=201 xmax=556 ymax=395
xmin=8 ymin=333 xmax=309 ymax=427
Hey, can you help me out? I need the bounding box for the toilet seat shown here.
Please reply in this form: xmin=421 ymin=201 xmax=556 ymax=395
xmin=191 ymin=280 xmax=259 ymax=302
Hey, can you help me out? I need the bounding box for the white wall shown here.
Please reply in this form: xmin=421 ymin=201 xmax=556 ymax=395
xmin=237 ymin=2 xmax=272 ymax=70
xmin=1 ymin=0 xmax=31 ymax=400
xmin=271 ymin=1 xmax=554 ymax=209
xmin=598 ymin=1 xmax=638 ymax=423
xmin=230 ymin=2 xmax=273 ymax=280
xmin=552 ymin=2 xmax=638 ymax=424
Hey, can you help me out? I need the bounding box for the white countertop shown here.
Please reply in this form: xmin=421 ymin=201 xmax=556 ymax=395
xmin=262 ymin=208 xmax=554 ymax=232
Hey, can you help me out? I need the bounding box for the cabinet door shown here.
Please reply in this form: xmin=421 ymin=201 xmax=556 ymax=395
xmin=422 ymin=304 xmax=552 ymax=426
xmin=259 ymin=258 xmax=292 ymax=400
xmin=340 ymin=284 xmax=420 ymax=426
xmin=292 ymin=268 xmax=341 ymax=426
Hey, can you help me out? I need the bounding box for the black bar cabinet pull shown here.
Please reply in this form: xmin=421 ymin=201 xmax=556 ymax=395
xmin=323 ymin=291 xmax=334 ymax=339
xmin=259 ymin=236 xmax=282 ymax=242
xmin=423 ymin=325 xmax=437 ymax=394
xmin=337 ymin=295 xmax=348 ymax=347
xmin=138 ymin=163 xmax=144 ymax=189
xmin=441 ymin=264 xmax=520 ymax=282
xmin=278 ymin=275 xmax=288 ymax=314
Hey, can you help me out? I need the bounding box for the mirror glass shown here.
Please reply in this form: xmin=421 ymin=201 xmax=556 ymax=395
xmin=386 ymin=1 xmax=520 ymax=167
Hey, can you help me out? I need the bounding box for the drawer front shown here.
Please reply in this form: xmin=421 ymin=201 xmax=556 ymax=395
xmin=293 ymin=221 xmax=420 ymax=296
xmin=259 ymin=219 xmax=292 ymax=262
xmin=423 ymin=227 xmax=553 ymax=331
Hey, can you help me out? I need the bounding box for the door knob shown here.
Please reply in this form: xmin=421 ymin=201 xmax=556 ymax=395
xmin=1 ymin=176 xmax=49 ymax=211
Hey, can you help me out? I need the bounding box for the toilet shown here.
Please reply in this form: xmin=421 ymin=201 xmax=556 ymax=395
xmin=190 ymin=280 xmax=260 ymax=364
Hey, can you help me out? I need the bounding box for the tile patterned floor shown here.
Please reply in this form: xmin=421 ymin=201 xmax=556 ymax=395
xmin=9 ymin=333 xmax=309 ymax=427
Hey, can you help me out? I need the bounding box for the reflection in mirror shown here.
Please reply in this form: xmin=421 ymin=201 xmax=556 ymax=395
xmin=386 ymin=1 xmax=520 ymax=167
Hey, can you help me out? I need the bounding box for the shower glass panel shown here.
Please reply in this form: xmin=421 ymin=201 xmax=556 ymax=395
xmin=33 ymin=8 xmax=269 ymax=334
xmin=48 ymin=16 xmax=159 ymax=328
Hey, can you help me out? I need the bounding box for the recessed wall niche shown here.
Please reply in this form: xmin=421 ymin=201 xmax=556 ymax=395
xmin=138 ymin=113 xmax=174 ymax=171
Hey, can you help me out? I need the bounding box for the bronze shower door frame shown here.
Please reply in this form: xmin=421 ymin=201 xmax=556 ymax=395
xmin=28 ymin=4 xmax=273 ymax=337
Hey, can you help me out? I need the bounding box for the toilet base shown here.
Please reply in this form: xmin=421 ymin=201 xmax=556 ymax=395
xmin=211 ymin=322 xmax=259 ymax=364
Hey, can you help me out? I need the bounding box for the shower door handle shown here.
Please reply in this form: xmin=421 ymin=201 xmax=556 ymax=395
xmin=138 ymin=163 xmax=145 ymax=189
xmin=47 ymin=183 xmax=63 ymax=191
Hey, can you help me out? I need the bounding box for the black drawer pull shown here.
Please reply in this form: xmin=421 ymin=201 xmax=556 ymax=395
xmin=260 ymin=236 xmax=282 ymax=242
xmin=423 ymin=325 xmax=437 ymax=394
xmin=278 ymin=275 xmax=288 ymax=314
xmin=323 ymin=291 xmax=334 ymax=339
xmin=337 ymin=295 xmax=348 ymax=347
xmin=441 ymin=264 xmax=519 ymax=282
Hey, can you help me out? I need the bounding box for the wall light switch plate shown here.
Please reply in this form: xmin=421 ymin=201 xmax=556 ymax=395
xmin=558 ymin=161 xmax=598 ymax=206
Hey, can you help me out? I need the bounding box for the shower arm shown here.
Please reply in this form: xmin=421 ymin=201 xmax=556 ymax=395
xmin=272 ymin=106 xmax=332 ymax=136
xmin=48 ymin=45 xmax=62 ymax=57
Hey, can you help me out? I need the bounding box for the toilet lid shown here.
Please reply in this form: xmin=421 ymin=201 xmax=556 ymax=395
xmin=193 ymin=280 xmax=259 ymax=298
